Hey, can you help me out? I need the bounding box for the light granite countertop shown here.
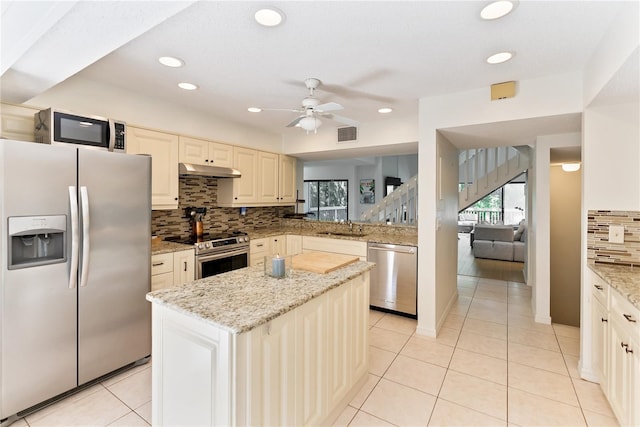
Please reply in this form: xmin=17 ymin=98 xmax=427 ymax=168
xmin=250 ymin=226 xmax=418 ymax=247
xmin=151 ymin=239 xmax=193 ymax=255
xmin=589 ymin=262 xmax=640 ymax=310
xmin=146 ymin=261 xmax=375 ymax=334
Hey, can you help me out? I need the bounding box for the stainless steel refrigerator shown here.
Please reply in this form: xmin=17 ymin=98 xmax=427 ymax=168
xmin=0 ymin=139 xmax=151 ymax=420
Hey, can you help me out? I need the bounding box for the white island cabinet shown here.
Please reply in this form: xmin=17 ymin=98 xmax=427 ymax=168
xmin=147 ymin=261 xmax=373 ymax=426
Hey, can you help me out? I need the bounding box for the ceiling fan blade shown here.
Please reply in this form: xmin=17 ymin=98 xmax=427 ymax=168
xmin=321 ymin=113 xmax=359 ymax=127
xmin=314 ymin=102 xmax=343 ymax=113
xmin=262 ymin=108 xmax=303 ymax=113
xmin=286 ymin=115 xmax=305 ymax=127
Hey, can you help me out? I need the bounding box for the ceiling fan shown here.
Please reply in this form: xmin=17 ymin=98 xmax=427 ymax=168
xmin=262 ymin=78 xmax=359 ymax=133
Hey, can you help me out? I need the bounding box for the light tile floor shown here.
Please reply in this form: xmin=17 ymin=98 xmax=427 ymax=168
xmin=336 ymin=275 xmax=620 ymax=427
xmin=11 ymin=276 xmax=619 ymax=427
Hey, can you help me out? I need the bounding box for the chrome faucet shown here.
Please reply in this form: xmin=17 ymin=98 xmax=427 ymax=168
xmin=347 ymin=220 xmax=353 ymax=232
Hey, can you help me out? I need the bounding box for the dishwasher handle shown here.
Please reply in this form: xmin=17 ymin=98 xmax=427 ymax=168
xmin=368 ymin=244 xmax=416 ymax=255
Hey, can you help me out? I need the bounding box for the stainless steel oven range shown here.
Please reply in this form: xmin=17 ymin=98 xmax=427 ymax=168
xmin=167 ymin=232 xmax=249 ymax=279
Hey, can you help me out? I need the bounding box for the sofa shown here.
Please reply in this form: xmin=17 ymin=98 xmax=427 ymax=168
xmin=472 ymin=222 xmax=526 ymax=262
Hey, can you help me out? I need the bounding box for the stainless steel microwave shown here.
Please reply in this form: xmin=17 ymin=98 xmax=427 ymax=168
xmin=34 ymin=108 xmax=126 ymax=152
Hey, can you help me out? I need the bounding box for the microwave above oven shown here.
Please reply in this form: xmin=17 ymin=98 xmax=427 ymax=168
xmin=34 ymin=108 xmax=126 ymax=152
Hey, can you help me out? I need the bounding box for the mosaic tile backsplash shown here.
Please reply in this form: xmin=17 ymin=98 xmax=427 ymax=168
xmin=152 ymin=176 xmax=293 ymax=239
xmin=587 ymin=210 xmax=640 ymax=267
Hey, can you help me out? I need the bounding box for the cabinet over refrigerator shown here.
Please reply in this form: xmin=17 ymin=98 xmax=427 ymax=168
xmin=0 ymin=139 xmax=151 ymax=423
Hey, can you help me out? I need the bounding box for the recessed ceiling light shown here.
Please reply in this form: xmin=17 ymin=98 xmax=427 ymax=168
xmin=158 ymin=56 xmax=184 ymax=68
xmin=480 ymin=1 xmax=515 ymax=20
xmin=178 ymin=82 xmax=198 ymax=91
xmin=255 ymin=7 xmax=284 ymax=27
xmin=486 ymin=51 xmax=513 ymax=64
xmin=248 ymin=107 xmax=262 ymax=113
xmin=562 ymin=163 xmax=581 ymax=172
xmin=378 ymin=107 xmax=393 ymax=114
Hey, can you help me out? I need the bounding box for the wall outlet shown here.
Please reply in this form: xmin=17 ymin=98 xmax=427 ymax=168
xmin=609 ymin=225 xmax=625 ymax=244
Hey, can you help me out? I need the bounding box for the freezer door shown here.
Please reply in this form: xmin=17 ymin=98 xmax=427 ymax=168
xmin=77 ymin=149 xmax=151 ymax=384
xmin=0 ymin=141 xmax=78 ymax=417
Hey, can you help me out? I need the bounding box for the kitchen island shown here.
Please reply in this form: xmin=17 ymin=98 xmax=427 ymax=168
xmin=146 ymin=260 xmax=374 ymax=426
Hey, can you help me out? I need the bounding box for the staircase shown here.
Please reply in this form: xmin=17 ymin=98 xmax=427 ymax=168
xmin=459 ymin=146 xmax=530 ymax=212
xmin=360 ymin=174 xmax=418 ymax=224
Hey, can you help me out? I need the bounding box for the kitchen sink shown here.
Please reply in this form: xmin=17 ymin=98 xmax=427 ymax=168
xmin=315 ymin=231 xmax=367 ymax=237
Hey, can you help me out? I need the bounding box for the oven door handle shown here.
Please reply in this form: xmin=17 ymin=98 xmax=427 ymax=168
xmin=197 ymin=247 xmax=249 ymax=262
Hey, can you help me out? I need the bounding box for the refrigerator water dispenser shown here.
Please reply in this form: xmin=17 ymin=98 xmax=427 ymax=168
xmin=8 ymin=215 xmax=66 ymax=269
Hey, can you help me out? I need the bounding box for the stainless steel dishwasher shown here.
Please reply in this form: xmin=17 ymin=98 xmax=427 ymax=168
xmin=367 ymin=242 xmax=418 ymax=317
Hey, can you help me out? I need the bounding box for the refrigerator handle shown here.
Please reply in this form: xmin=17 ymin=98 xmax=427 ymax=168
xmin=79 ymin=186 xmax=91 ymax=287
xmin=68 ymin=186 xmax=79 ymax=289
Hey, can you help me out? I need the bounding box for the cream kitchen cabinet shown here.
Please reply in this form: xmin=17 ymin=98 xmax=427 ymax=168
xmin=302 ymin=236 xmax=367 ymax=260
xmin=0 ymin=103 xmax=37 ymax=141
xmin=127 ymin=127 xmax=179 ymax=210
xmin=151 ymin=249 xmax=195 ymax=291
xmin=286 ymin=235 xmax=303 ymax=256
xmin=607 ymin=287 xmax=639 ymax=426
xmin=217 ymin=146 xmax=259 ymax=206
xmin=258 ymin=151 xmax=279 ymax=203
xmin=269 ymin=235 xmax=286 ymax=257
xmin=149 ymin=270 xmax=370 ymax=426
xmin=250 ymin=238 xmax=269 ymax=267
xmin=591 ymin=272 xmax=609 ymax=388
xmin=217 ymin=147 xmax=297 ymax=207
xmin=178 ymin=136 xmax=233 ymax=168
xmin=278 ymin=154 xmax=297 ymax=204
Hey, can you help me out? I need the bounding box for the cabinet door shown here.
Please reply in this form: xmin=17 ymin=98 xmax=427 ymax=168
xmin=269 ymin=235 xmax=286 ymax=257
xmin=608 ymin=315 xmax=630 ymax=424
xmin=173 ymin=249 xmax=195 ymax=285
xmin=327 ymin=283 xmax=351 ymax=410
xmin=278 ymin=155 xmax=297 ymax=204
xmin=1 ymin=103 xmax=37 ymax=141
xmin=286 ymin=235 xmax=302 ymax=256
xmin=592 ymin=297 xmax=609 ymax=389
xmin=295 ymin=294 xmax=327 ymax=425
xmin=248 ymin=310 xmax=296 ymax=425
xmin=152 ymin=271 xmax=175 ymax=292
xmin=209 ymin=142 xmax=233 ymax=167
xmin=258 ymin=151 xmax=279 ymax=203
xmin=351 ymin=274 xmax=369 ymax=380
xmin=178 ymin=136 xmax=209 ymax=165
xmin=127 ymin=127 xmax=179 ymax=209
xmin=250 ymin=238 xmax=268 ymax=267
xmin=233 ymin=147 xmax=259 ymax=203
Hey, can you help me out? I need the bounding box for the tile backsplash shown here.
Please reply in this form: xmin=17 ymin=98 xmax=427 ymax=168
xmin=152 ymin=176 xmax=293 ymax=238
xmin=587 ymin=210 xmax=640 ymax=267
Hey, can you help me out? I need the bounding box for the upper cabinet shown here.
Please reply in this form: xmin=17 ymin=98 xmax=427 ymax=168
xmin=178 ymin=136 xmax=233 ymax=168
xmin=218 ymin=147 xmax=297 ymax=207
xmin=0 ymin=104 xmax=37 ymax=142
xmin=127 ymin=126 xmax=179 ymax=210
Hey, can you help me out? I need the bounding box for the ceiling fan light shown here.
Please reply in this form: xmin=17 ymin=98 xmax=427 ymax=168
xmin=299 ymin=116 xmax=322 ymax=132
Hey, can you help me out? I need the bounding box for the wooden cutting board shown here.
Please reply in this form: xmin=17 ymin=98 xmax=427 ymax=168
xmin=291 ymin=251 xmax=360 ymax=274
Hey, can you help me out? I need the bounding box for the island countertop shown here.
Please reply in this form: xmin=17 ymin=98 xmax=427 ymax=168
xmin=146 ymin=261 xmax=375 ymax=334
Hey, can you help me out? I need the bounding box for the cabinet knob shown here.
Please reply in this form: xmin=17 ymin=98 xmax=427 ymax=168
xmin=601 ymin=317 xmax=608 ymax=323
xmin=205 ymin=159 xmax=209 ymax=162
xmin=183 ymin=261 xmax=187 ymax=271
xmin=621 ymin=341 xmax=629 ymax=349
xmin=594 ymin=284 xmax=603 ymax=291
xmin=174 ymin=197 xmax=178 ymax=201
xmin=626 ymin=347 xmax=634 ymax=354
xmin=623 ymin=314 xmax=637 ymax=323
xmin=152 ymin=262 xmax=164 ymax=267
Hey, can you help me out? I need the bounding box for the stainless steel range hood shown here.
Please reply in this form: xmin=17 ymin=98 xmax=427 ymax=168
xmin=178 ymin=162 xmax=241 ymax=178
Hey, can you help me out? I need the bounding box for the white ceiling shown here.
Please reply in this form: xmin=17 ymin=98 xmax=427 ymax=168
xmin=1 ymin=1 xmax=627 ymax=152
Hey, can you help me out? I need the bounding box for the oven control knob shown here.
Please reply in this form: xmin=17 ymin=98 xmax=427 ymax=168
xmin=205 ymin=242 xmax=211 ymax=249
xmin=198 ymin=243 xmax=205 ymax=250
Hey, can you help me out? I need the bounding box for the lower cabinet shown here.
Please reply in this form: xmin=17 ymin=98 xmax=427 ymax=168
xmin=302 ymin=236 xmax=367 ymax=260
xmin=250 ymin=235 xmax=286 ymax=266
xmin=151 ymin=249 xmax=195 ymax=291
xmin=150 ymin=272 xmax=370 ymax=426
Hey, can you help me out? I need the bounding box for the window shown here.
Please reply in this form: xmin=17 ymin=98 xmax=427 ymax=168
xmin=303 ymin=180 xmax=348 ymax=221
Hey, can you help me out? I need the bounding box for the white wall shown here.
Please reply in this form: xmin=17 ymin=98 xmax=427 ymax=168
xmin=418 ymin=72 xmax=584 ymax=336
xmin=26 ymin=76 xmax=282 ymax=152
xmin=579 ymin=1 xmax=639 ymax=381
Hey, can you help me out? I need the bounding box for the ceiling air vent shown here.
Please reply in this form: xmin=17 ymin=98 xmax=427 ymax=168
xmin=337 ymin=126 xmax=357 ymax=143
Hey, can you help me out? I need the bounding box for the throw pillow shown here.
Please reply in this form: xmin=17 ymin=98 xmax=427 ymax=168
xmin=514 ymin=220 xmax=526 ymax=241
